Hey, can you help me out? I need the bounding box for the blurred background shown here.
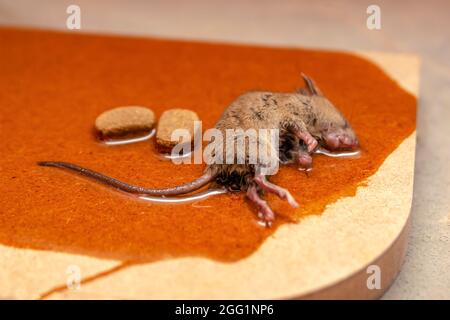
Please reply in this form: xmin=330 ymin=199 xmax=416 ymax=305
xmin=1 ymin=0 xmax=449 ymax=299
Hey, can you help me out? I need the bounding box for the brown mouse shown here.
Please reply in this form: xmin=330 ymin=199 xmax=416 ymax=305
xmin=39 ymin=74 xmax=359 ymax=226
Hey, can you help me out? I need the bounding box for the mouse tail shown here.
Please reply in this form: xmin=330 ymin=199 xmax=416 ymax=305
xmin=37 ymin=161 xmax=217 ymax=196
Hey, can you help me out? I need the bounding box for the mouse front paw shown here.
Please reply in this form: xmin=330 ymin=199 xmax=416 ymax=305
xmin=297 ymin=131 xmax=318 ymax=153
xmin=296 ymin=150 xmax=313 ymax=171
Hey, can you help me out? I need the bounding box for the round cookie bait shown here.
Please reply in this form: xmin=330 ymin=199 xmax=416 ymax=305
xmin=95 ymin=106 xmax=155 ymax=139
xmin=156 ymin=108 xmax=200 ymax=152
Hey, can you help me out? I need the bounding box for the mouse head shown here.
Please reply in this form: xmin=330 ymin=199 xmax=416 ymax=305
xmin=300 ymin=74 xmax=359 ymax=151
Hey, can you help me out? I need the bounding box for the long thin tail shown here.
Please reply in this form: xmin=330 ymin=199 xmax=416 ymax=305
xmin=37 ymin=161 xmax=216 ymax=196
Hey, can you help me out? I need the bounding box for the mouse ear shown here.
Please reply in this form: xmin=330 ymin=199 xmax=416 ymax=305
xmin=297 ymin=87 xmax=309 ymax=95
xmin=301 ymin=73 xmax=323 ymax=96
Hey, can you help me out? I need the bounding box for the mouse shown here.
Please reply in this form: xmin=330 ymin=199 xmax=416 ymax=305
xmin=38 ymin=74 xmax=359 ymax=227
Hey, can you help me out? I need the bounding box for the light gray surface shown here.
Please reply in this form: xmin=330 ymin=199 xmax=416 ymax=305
xmin=1 ymin=0 xmax=449 ymax=299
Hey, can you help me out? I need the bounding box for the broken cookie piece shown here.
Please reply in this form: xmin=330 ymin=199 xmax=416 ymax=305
xmin=95 ymin=106 xmax=155 ymax=139
xmin=156 ymin=108 xmax=199 ymax=152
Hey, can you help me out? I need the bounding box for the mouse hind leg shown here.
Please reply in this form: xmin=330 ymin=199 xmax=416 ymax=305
xmin=254 ymin=174 xmax=299 ymax=208
xmin=246 ymin=174 xmax=299 ymax=226
xmin=246 ymin=183 xmax=275 ymax=227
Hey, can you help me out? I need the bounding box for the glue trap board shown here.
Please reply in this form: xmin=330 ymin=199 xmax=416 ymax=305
xmin=0 ymin=28 xmax=418 ymax=299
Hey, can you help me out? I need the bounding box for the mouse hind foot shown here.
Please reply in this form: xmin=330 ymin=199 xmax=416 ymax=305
xmin=254 ymin=174 xmax=299 ymax=208
xmin=246 ymin=184 xmax=275 ymax=227
xmin=246 ymin=174 xmax=299 ymax=227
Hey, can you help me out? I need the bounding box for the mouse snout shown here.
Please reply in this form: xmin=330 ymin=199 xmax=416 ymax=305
xmin=323 ymin=132 xmax=359 ymax=151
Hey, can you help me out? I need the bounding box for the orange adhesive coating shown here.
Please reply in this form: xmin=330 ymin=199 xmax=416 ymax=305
xmin=0 ymin=28 xmax=416 ymax=263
